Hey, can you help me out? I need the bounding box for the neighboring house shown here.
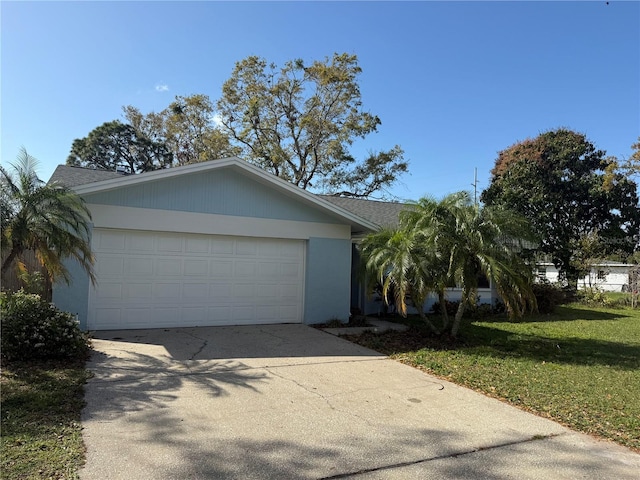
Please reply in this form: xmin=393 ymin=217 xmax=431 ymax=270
xmin=50 ymin=158 xmax=377 ymax=330
xmin=536 ymin=262 xmax=634 ymax=292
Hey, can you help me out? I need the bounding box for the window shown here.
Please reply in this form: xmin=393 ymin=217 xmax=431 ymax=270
xmin=597 ymin=270 xmax=607 ymax=281
xmin=537 ymin=267 xmax=547 ymax=280
xmin=477 ymin=273 xmax=490 ymax=289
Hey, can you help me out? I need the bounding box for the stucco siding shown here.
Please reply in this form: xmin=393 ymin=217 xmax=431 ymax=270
xmin=83 ymin=168 xmax=342 ymax=224
xmin=304 ymin=237 xmax=351 ymax=324
xmin=52 ymin=256 xmax=91 ymax=330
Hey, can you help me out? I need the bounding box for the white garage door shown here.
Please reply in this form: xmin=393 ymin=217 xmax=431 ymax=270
xmin=88 ymin=229 xmax=305 ymax=330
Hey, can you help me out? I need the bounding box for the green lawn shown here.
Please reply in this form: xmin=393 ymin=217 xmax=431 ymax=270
xmin=343 ymin=304 xmax=640 ymax=451
xmin=1 ymin=360 xmax=90 ymax=479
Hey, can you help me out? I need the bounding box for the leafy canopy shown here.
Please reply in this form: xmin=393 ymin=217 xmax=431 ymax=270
xmin=123 ymin=94 xmax=241 ymax=167
xmin=67 ymin=120 xmax=172 ymax=174
xmin=217 ymin=53 xmax=408 ymax=198
xmin=481 ymin=128 xmax=640 ymax=287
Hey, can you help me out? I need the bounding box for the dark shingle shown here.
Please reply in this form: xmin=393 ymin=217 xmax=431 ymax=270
xmin=48 ymin=165 xmax=125 ymax=187
xmin=319 ymin=196 xmax=411 ymax=228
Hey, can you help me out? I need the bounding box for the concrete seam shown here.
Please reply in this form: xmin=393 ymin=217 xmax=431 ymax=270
xmin=317 ymin=433 xmax=567 ymax=479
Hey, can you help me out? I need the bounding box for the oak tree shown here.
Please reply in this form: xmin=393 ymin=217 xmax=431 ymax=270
xmin=123 ymin=94 xmax=240 ymax=167
xmin=217 ymin=53 xmax=408 ymax=198
xmin=481 ymin=128 xmax=640 ymax=289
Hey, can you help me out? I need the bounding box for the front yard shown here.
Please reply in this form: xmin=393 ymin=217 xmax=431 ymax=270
xmin=1 ymin=360 xmax=89 ymax=479
xmin=1 ymin=302 xmax=638 ymax=479
xmin=343 ymin=303 xmax=640 ymax=452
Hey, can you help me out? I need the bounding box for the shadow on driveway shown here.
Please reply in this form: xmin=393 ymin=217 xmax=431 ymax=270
xmin=81 ymin=324 xmax=640 ymax=480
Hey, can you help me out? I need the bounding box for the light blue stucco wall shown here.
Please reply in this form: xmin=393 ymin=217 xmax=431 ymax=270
xmin=304 ymin=237 xmax=352 ymax=324
xmin=84 ymin=168 xmax=341 ymax=224
xmin=52 ymin=256 xmax=91 ymax=330
xmin=52 ymin=167 xmax=359 ymax=329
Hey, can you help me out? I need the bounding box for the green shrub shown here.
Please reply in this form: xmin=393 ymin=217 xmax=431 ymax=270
xmin=577 ymin=287 xmax=611 ymax=307
xmin=431 ymin=299 xmax=505 ymax=319
xmin=0 ymin=291 xmax=90 ymax=361
xmin=430 ymin=300 xmax=460 ymax=316
xmin=532 ymin=282 xmax=567 ymax=314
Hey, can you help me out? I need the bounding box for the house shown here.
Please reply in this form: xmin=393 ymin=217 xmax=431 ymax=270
xmin=536 ymin=262 xmax=634 ymax=292
xmin=50 ymin=158 xmax=377 ymax=330
xmin=51 ymin=159 xmax=502 ymax=330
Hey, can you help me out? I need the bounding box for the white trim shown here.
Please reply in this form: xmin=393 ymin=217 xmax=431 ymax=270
xmin=73 ymin=157 xmax=378 ymax=233
xmin=88 ymin=204 xmax=352 ymax=240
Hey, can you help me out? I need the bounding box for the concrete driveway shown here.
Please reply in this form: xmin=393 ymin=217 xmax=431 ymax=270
xmin=81 ymin=324 xmax=639 ymax=479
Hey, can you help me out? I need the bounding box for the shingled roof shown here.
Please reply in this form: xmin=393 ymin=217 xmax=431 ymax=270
xmin=48 ymin=165 xmax=126 ymax=187
xmin=318 ymin=196 xmax=410 ymax=228
xmin=48 ymin=164 xmax=409 ymax=229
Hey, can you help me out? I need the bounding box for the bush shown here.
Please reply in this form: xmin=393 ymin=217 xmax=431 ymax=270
xmin=532 ymin=282 xmax=566 ymax=314
xmin=576 ymin=287 xmax=611 ymax=308
xmin=1 ymin=291 xmax=90 ymax=361
xmin=430 ymin=300 xmax=460 ymax=316
xmin=431 ymin=298 xmax=505 ymax=319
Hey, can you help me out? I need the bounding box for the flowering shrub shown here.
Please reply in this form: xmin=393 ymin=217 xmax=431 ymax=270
xmin=0 ymin=291 xmax=90 ymax=361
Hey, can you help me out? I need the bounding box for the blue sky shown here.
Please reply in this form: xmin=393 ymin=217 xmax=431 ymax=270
xmin=2 ymin=1 xmax=639 ymax=201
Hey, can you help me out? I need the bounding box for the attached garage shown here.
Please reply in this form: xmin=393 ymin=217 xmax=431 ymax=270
xmin=50 ymin=158 xmax=375 ymax=330
xmin=88 ymin=229 xmax=305 ymax=330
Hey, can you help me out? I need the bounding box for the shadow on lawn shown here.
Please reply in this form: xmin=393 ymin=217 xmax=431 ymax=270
xmin=479 ymin=305 xmax=633 ymax=324
xmin=462 ymin=323 xmax=640 ymax=370
xmin=345 ymin=314 xmax=640 ymax=370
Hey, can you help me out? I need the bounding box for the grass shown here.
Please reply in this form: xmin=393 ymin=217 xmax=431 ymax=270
xmin=342 ymin=303 xmax=640 ymax=451
xmin=1 ymin=359 xmax=90 ymax=479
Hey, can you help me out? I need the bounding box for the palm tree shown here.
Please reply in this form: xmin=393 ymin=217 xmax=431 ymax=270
xmin=1 ymin=148 xmax=95 ymax=286
xmin=359 ymin=191 xmax=537 ymax=338
xmin=418 ymin=192 xmax=537 ymax=337
xmin=360 ymin=226 xmax=441 ymax=334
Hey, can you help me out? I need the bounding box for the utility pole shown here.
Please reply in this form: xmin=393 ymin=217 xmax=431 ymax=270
xmin=471 ymin=167 xmax=478 ymax=206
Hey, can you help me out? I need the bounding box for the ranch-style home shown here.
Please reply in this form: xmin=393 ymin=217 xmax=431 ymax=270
xmin=50 ymin=158 xmax=500 ymax=330
xmin=536 ymin=262 xmax=635 ymax=292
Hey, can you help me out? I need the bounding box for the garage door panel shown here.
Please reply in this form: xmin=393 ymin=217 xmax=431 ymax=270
xmin=212 ymin=238 xmax=234 ymax=254
xmin=127 ymin=233 xmax=151 ymax=251
xmin=95 ymin=283 xmax=122 ymax=300
xmin=185 ymin=237 xmax=209 ymax=254
xmin=128 ymin=283 xmax=153 ymax=300
xmin=235 ymin=239 xmax=257 ymax=255
xmin=281 ymin=262 xmax=301 ymax=277
xmin=183 ymin=283 xmax=209 ymax=298
xmin=210 ymin=260 xmax=233 ymax=276
xmin=97 ymin=231 xmax=126 ymax=250
xmin=156 ymin=259 xmax=182 ymax=275
xmin=210 ymin=283 xmax=232 ymax=298
xmin=126 ymin=258 xmax=154 ymax=276
xmin=96 ymin=257 xmax=124 ymax=275
xmin=157 ymin=234 xmax=183 ymax=252
xmin=184 ymin=260 xmax=208 ymax=276
xmin=89 ymin=229 xmax=304 ymax=329
xmin=154 ymin=283 xmax=182 ymax=299
xmin=235 ymin=262 xmax=257 ymax=277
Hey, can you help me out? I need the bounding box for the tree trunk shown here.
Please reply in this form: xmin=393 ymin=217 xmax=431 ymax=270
xmin=450 ymin=289 xmax=470 ymax=338
xmin=414 ymin=298 xmax=440 ymax=335
xmin=1 ymin=248 xmax=19 ymax=275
